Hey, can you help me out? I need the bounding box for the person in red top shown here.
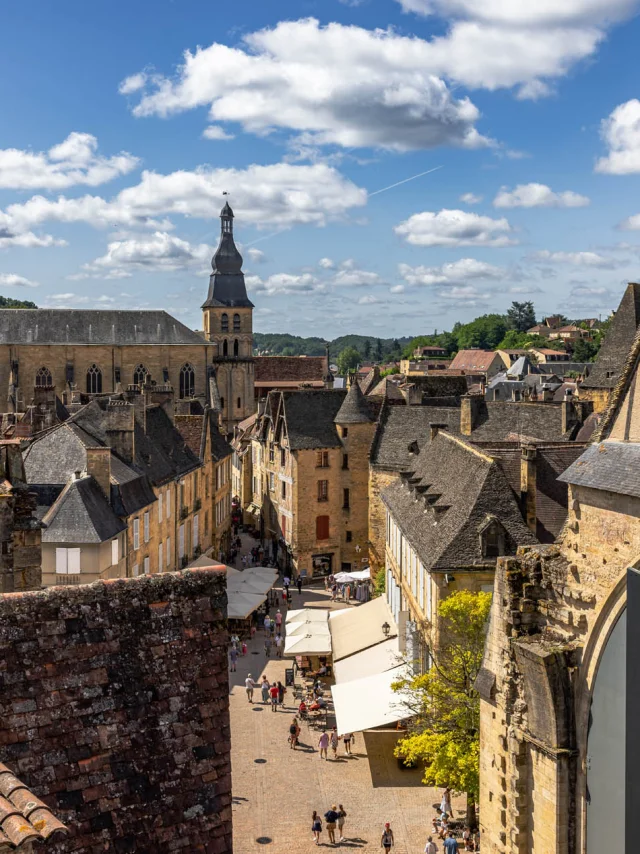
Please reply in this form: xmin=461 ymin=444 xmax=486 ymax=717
xmin=269 ymin=682 xmax=279 ymax=712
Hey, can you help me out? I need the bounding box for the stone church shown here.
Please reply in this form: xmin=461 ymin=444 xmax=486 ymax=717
xmin=0 ymin=201 xmax=254 ymax=434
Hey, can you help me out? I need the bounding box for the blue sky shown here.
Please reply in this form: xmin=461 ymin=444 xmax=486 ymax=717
xmin=2 ymin=0 xmax=640 ymax=338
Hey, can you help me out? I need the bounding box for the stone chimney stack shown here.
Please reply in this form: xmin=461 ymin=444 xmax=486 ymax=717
xmin=148 ymin=381 xmax=175 ymax=424
xmin=86 ymin=447 xmax=112 ymax=502
xmin=520 ymin=443 xmax=537 ymax=535
xmin=105 ymin=401 xmax=135 ymax=464
xmin=460 ymin=395 xmax=482 ymax=436
xmin=561 ymin=389 xmax=575 ymax=435
xmin=429 ymin=422 xmax=448 ymax=442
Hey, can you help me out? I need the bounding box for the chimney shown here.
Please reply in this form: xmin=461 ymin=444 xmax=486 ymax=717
xmin=125 ymin=386 xmax=147 ymax=432
xmin=561 ymin=389 xmax=575 ymax=435
xmin=400 ymin=383 xmax=421 ymax=406
xmin=429 ymin=422 xmax=448 ymax=442
xmin=86 ymin=446 xmax=112 ymax=502
xmin=460 ymin=395 xmax=482 ymax=436
xmin=520 ymin=444 xmax=537 ymax=535
xmin=105 ymin=401 xmax=135 ymax=464
xmin=148 ymin=382 xmax=175 ymax=424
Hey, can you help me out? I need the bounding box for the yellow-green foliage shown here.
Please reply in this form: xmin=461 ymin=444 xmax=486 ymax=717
xmin=392 ymin=590 xmax=492 ymax=799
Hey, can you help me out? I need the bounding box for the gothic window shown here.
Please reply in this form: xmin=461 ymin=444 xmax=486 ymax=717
xmin=35 ymin=366 xmax=52 ymax=387
xmin=133 ymin=364 xmax=148 ymax=386
xmin=223 ymin=339 xmax=228 ymax=357
xmin=179 ymin=363 xmax=195 ymax=399
xmin=221 ymin=313 xmax=229 ymax=332
xmin=233 ymin=313 xmax=241 ymax=332
xmin=86 ymin=364 xmax=102 ymax=394
xmin=233 ymin=339 xmax=239 ymax=357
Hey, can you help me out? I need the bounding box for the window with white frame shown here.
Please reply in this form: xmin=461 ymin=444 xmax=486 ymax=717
xmin=56 ymin=547 xmax=81 ymax=574
xmin=143 ymin=511 xmax=150 ymax=543
xmin=133 ymin=563 xmax=139 ymax=577
xmin=179 ymin=524 xmax=185 ymax=558
xmin=166 ymin=537 xmax=171 ymax=567
xmin=166 ymin=489 xmax=171 ymax=520
xmin=111 ymin=538 xmax=119 ymax=566
xmin=158 ymin=493 xmax=163 ymax=522
xmin=159 ymin=541 xmax=163 ymax=571
xmin=193 ymin=515 xmax=199 ymax=549
xmin=133 ymin=518 xmax=140 ymax=550
xmin=144 ymin=556 xmax=150 ymax=575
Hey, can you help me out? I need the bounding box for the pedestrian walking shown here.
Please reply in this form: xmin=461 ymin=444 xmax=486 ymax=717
xmin=324 ymin=805 xmax=339 ymax=845
xmin=277 ymin=680 xmax=286 ymax=705
xmin=289 ymin=717 xmax=300 ymax=749
xmin=461 ymin=827 xmax=472 ymax=851
xmin=242 ymin=554 xmax=248 ymax=568
xmin=297 ymin=577 xmax=302 ymax=595
xmin=241 ymin=640 xmax=248 ymax=656
xmin=443 ymin=832 xmax=459 ymax=853
xmin=263 ymin=615 xmax=271 ymax=635
xmin=342 ymin=732 xmax=353 ymax=755
xmin=381 ymin=822 xmax=395 ymax=851
xmin=229 ymin=646 xmax=238 ymax=672
xmin=311 ymin=811 xmax=322 ymax=845
xmin=230 ymin=634 xmax=239 ymax=650
xmin=269 ymin=682 xmax=279 ymax=711
xmin=274 ymin=632 xmax=283 ymax=658
xmin=245 ymin=674 xmax=255 ymax=702
xmin=330 ymin=727 xmax=339 ymax=759
xmin=337 ymin=804 xmax=347 ymax=841
xmin=275 ymin=609 xmax=283 ymax=632
xmin=441 ymin=787 xmax=453 ymax=819
xmin=318 ymin=730 xmax=329 ymax=759
xmin=425 ymin=836 xmax=438 ymax=854
xmin=261 ymin=676 xmax=270 ymax=704
xmin=264 ymin=636 xmax=272 ymax=658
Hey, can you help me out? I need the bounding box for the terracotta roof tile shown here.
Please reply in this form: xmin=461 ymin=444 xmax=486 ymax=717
xmin=0 ymin=764 xmax=67 ymax=849
xmin=449 ymin=350 xmax=500 ymax=372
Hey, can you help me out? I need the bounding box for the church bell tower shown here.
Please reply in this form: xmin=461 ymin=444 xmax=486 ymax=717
xmin=202 ymin=201 xmax=255 ymax=433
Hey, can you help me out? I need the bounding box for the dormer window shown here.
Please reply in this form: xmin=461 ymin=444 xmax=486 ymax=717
xmin=480 ymin=519 xmax=506 ymax=558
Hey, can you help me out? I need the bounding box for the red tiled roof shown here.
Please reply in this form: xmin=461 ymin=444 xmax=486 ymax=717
xmin=254 ymin=356 xmax=326 ymax=383
xmin=449 ymin=350 xmax=500 ymax=371
xmin=0 ymin=764 xmax=67 ymax=849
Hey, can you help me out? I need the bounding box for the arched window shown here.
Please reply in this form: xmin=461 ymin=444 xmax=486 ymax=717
xmin=223 ymin=339 xmax=228 ymax=357
xmin=233 ymin=339 xmax=239 ymax=357
xmin=221 ymin=313 xmax=229 ymax=332
xmin=86 ymin=364 xmax=102 ymax=394
xmin=233 ymin=313 xmax=241 ymax=332
xmin=179 ymin=363 xmax=195 ymax=399
xmin=133 ymin=364 xmax=148 ymax=386
xmin=35 ymin=366 xmax=52 ymax=387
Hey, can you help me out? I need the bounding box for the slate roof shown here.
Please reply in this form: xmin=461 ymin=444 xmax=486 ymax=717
xmin=176 ymin=411 xmax=233 ymax=463
xmin=467 ymin=401 xmax=575 ymax=442
xmin=582 ymin=284 xmax=640 ymax=390
xmin=280 ymin=390 xmax=347 ymax=450
xmin=368 ymin=377 xmax=405 ymax=400
xmin=0 ymin=310 xmax=204 ymax=345
xmin=449 ymin=350 xmax=501 ymax=372
xmin=383 ymin=433 xmax=536 ymax=572
xmin=0 ymin=763 xmax=67 ymax=850
xmin=255 ymin=356 xmax=327 ymax=384
xmin=42 ymin=475 xmax=126 ymax=544
xmin=558 ymin=441 xmax=640 ymax=498
xmin=335 ymin=381 xmax=375 ymax=424
xmin=370 ymin=404 xmax=461 ymax=471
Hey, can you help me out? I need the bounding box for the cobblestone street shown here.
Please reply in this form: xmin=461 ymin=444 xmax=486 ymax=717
xmin=228 ymin=549 xmax=465 ymax=853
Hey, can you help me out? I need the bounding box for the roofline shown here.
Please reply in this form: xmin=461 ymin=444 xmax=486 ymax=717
xmin=440 ymin=431 xmax=495 ymax=464
xmin=593 ymin=320 xmax=640 ymax=442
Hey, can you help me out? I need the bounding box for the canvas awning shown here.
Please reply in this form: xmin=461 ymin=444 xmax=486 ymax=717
xmin=329 ymin=596 xmax=397 ymax=662
xmin=227 ymin=567 xmax=278 ymax=596
xmin=283 ymin=608 xmax=332 ymax=656
xmin=334 ymin=568 xmax=371 ymax=583
xmin=228 ymin=592 xmax=267 ymax=620
xmin=331 ymin=665 xmax=412 ymax=735
xmin=286 ymin=608 xmax=331 ymax=625
xmin=333 ymin=637 xmax=401 ymax=684
xmin=284 ymin=630 xmax=332 ymax=656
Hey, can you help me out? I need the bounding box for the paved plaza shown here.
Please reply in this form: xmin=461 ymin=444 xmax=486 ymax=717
xmin=228 ymin=547 xmax=465 ymax=852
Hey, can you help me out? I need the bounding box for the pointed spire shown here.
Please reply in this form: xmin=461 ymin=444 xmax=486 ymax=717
xmin=334 ymin=379 xmax=373 ymax=424
xmin=202 ymin=199 xmax=253 ymax=309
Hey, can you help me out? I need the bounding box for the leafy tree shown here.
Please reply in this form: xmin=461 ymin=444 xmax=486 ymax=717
xmin=392 ymin=590 xmax=492 ymax=828
xmin=0 ymin=295 xmax=37 ymax=309
xmin=363 ymin=340 xmax=371 ymax=360
xmin=506 ymin=301 xmax=536 ymax=332
xmin=455 ymin=314 xmax=508 ymax=350
xmin=337 ymin=346 xmax=361 ymax=375
xmin=497 ymin=330 xmax=566 ymax=351
xmin=373 ymin=567 xmax=386 ymax=596
xmin=375 ymin=339 xmax=383 ymax=361
xmin=572 ymin=337 xmax=599 ymax=362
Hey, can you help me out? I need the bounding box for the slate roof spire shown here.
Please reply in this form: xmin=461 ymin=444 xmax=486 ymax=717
xmin=334 ymin=379 xmax=374 ymax=424
xmin=202 ymin=200 xmax=254 ymax=309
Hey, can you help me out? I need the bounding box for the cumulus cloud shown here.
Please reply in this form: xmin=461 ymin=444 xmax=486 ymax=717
xmin=460 ymin=192 xmax=482 ymax=204
xmin=618 ymin=213 xmax=640 ymax=230
xmin=532 ymin=249 xmax=618 ymax=268
xmin=390 ymin=284 xmax=405 ymax=294
xmin=248 ymin=272 xmax=322 ymax=295
xmin=595 ymin=99 xmax=640 ymax=174
xmin=399 ymin=257 xmax=511 ymax=285
xmin=331 ymin=268 xmax=384 ymax=287
xmin=358 ymin=295 xmax=381 ymax=304
xmin=0 ymin=273 xmax=38 ymax=288
xmin=319 ymin=257 xmax=335 ymax=269
xmin=494 ymin=182 xmax=590 ymax=208
xmin=73 ymin=232 xmax=211 ymax=280
xmin=202 ymin=125 xmax=235 ymax=141
xmin=395 ymin=209 xmax=515 ymax=247
xmin=120 ymin=19 xmax=492 ymax=152
xmin=247 ymin=248 xmax=266 ymax=264
xmin=0 ymin=132 xmax=139 ymax=190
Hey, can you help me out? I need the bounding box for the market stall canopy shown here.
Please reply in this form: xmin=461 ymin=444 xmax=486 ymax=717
xmin=331 ymin=665 xmax=412 ymax=735
xmin=286 ymin=608 xmax=331 ymax=625
xmin=227 ymin=567 xmax=278 ymax=596
xmin=284 ymin=629 xmax=332 ymax=656
xmin=333 ymin=638 xmax=401 ymax=684
xmin=329 ymin=596 xmax=397 ymax=662
xmin=228 ymin=592 xmax=267 ymax=620
xmin=334 ymin=568 xmax=371 ymax=583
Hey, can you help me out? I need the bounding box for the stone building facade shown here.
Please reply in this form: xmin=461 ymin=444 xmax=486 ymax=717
xmin=0 ymin=564 xmax=232 ymax=853
xmin=0 ymin=439 xmax=42 ymax=593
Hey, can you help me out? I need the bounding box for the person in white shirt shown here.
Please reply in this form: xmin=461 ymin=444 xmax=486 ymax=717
xmin=245 ymin=674 xmax=255 ymax=702
xmin=425 ymin=836 xmax=438 ymax=854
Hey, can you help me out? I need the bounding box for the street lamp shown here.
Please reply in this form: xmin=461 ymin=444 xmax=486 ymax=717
xmin=381 ymin=621 xmax=391 ymax=637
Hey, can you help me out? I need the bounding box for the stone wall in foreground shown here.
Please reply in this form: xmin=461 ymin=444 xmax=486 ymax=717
xmin=0 ymin=567 xmax=231 ymax=854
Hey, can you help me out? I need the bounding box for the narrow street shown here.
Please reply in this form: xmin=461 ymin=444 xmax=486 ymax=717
xmin=228 ymin=536 xmax=463 ymax=852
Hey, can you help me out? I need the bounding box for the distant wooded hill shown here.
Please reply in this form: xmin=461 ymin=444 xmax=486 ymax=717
xmin=253 ymin=333 xmax=412 ymax=359
xmin=0 ymin=296 xmax=37 ymax=308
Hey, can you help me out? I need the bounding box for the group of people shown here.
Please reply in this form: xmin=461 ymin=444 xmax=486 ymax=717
xmin=262 ymin=611 xmax=284 ymax=658
xmin=316 ymin=726 xmax=354 ymax=759
xmin=425 ymin=788 xmax=480 ymax=852
xmin=243 ymin=674 xmax=287 ymax=710
xmin=228 ymin=634 xmax=247 ymax=672
xmin=311 ymin=805 xmax=348 ymax=845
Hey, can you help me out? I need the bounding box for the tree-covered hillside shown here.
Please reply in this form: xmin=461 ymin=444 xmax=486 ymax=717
xmin=0 ymin=296 xmax=37 ymax=308
xmin=254 ymin=332 xmax=411 ymax=360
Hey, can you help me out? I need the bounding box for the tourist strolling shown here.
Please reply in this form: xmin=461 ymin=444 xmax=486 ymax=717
xmin=444 ymin=831 xmax=459 ymax=853
xmin=289 ymin=718 xmax=300 ymax=749
xmin=229 ymin=646 xmax=238 ymax=672
xmin=244 ymin=674 xmax=255 ymax=702
xmin=263 ymin=614 xmax=271 ymax=635
xmin=441 ymin=787 xmax=453 ymax=819
xmin=312 ymin=811 xmax=322 ymax=845
xmin=269 ymin=682 xmax=279 ymax=711
xmin=318 ymin=730 xmax=329 ymax=759
xmin=337 ymin=804 xmax=347 ymax=841
xmin=274 ymin=632 xmax=283 ymax=658
xmin=324 ymin=805 xmax=339 ymax=844
xmin=381 ymin=822 xmax=394 ymax=851
xmin=264 ymin=635 xmax=272 ymax=658
xmin=343 ymin=732 xmax=353 ymax=755
xmin=330 ymin=726 xmax=339 ymax=759
xmin=425 ymin=836 xmax=438 ymax=853
xmin=261 ymin=676 xmax=270 ymax=704
xmin=277 ymin=680 xmax=286 ymax=705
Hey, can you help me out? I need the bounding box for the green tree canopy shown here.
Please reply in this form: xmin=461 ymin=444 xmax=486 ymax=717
xmin=337 ymin=346 xmax=361 ymax=375
xmin=572 ymin=337 xmax=599 ymax=362
xmin=455 ymin=314 xmax=508 ymax=350
xmin=497 ymin=330 xmax=566 ymax=351
xmin=392 ymin=590 xmax=492 ymax=826
xmin=506 ymin=301 xmax=536 ymax=332
xmin=0 ymin=295 xmax=37 ymax=309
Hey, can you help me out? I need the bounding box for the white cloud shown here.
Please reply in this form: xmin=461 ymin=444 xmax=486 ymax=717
xmin=596 ymin=100 xmax=640 ymax=174
xmin=494 ymin=182 xmax=589 ymax=208
xmin=247 ymin=248 xmax=266 ymax=264
xmin=0 ymin=132 xmax=139 ymax=190
xmin=0 ymin=273 xmax=38 ymax=288
xmin=0 ymin=162 xmax=367 ymax=242
xmin=395 ymin=209 xmax=515 ymax=247
xmin=437 ymin=284 xmax=491 ymax=302
xmin=532 ymin=249 xmax=617 ymax=268
xmin=460 ymin=192 xmax=482 ymax=204
xmin=399 ymin=257 xmax=511 ymax=286
xmin=618 ymin=213 xmax=640 ymax=230
xmin=331 ymin=268 xmax=384 ymax=287
xmin=319 ymin=257 xmax=335 ymax=269
xmin=249 ymin=272 xmax=322 ymax=295
xmin=121 ymin=19 xmax=492 ymax=152
xmin=202 ymin=125 xmax=235 ymax=141
xmin=358 ymin=295 xmax=381 ymax=304
xmin=74 ymin=232 xmax=211 ymax=280
xmin=0 ymin=226 xmax=65 ymax=250
xmin=119 ymin=72 xmax=148 ymax=94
